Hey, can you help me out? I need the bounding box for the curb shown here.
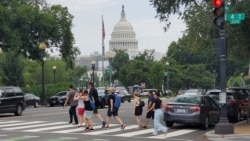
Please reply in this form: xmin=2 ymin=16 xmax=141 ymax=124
xmin=204 ymin=120 xmax=250 ymax=138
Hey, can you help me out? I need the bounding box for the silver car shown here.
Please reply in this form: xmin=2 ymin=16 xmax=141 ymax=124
xmin=164 ymin=94 xmax=220 ymax=130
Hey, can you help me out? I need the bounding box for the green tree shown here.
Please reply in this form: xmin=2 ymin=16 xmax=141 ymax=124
xmin=0 ymin=0 xmax=79 ymax=68
xmin=112 ymin=49 xmax=129 ymax=81
xmin=0 ymin=50 xmax=25 ymax=86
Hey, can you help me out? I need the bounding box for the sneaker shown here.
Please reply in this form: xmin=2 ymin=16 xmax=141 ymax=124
xmin=120 ymin=124 xmax=126 ymax=130
xmin=102 ymin=121 xmax=106 ymax=128
xmin=84 ymin=127 xmax=89 ymax=131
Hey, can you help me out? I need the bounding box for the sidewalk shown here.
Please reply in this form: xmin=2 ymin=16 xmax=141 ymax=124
xmin=205 ymin=120 xmax=250 ymax=140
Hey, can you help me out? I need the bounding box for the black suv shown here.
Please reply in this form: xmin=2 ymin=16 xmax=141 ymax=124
xmin=206 ymin=89 xmax=250 ymax=122
xmin=47 ymin=91 xmax=68 ymax=107
xmin=0 ymin=86 xmax=26 ymax=116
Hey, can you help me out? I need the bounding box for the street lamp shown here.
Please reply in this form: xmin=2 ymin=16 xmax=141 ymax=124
xmin=52 ymin=66 xmax=56 ymax=84
xmin=165 ymin=62 xmax=170 ymax=97
xmin=108 ymin=54 xmax=114 ymax=87
xmin=91 ymin=61 xmax=95 ymax=84
xmin=79 ymin=77 xmax=83 ymax=89
xmin=213 ymin=70 xmax=217 ymax=89
xmin=39 ymin=42 xmax=47 ymax=105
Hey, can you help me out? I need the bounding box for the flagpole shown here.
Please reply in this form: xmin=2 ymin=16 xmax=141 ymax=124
xmin=102 ymin=15 xmax=105 ymax=86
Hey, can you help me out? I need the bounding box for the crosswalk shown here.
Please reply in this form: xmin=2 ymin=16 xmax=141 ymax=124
xmin=0 ymin=120 xmax=197 ymax=139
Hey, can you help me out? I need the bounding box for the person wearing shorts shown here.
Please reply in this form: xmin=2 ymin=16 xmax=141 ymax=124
xmin=104 ymin=87 xmax=125 ymax=130
xmin=88 ymin=82 xmax=106 ymax=128
xmin=74 ymin=89 xmax=85 ymax=127
xmin=83 ymin=90 xmax=94 ymax=131
xmin=143 ymin=90 xmax=154 ymax=128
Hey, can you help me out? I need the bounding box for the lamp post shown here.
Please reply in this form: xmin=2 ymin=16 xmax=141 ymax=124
xmin=165 ymin=62 xmax=170 ymax=97
xmin=108 ymin=54 xmax=114 ymax=87
xmin=39 ymin=42 xmax=47 ymax=105
xmin=52 ymin=66 xmax=56 ymax=84
xmin=79 ymin=77 xmax=83 ymax=89
xmin=213 ymin=70 xmax=217 ymax=89
xmin=91 ymin=61 xmax=95 ymax=84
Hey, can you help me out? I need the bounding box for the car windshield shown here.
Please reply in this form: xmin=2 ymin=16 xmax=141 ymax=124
xmin=172 ymin=96 xmax=201 ymax=104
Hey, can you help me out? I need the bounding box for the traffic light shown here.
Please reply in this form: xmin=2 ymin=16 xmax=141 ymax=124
xmin=212 ymin=0 xmax=225 ymax=29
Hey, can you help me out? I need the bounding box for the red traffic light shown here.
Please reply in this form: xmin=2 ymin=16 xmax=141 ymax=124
xmin=213 ymin=0 xmax=223 ymax=8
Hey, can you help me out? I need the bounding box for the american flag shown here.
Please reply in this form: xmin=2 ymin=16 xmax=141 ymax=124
xmin=102 ymin=16 xmax=105 ymax=41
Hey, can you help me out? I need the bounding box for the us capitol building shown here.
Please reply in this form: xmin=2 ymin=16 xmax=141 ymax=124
xmin=75 ymin=5 xmax=164 ymax=82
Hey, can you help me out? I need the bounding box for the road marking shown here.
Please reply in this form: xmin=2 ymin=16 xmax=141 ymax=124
xmin=53 ymin=124 xmax=117 ymax=133
xmin=83 ymin=125 xmax=138 ymax=135
xmin=2 ymin=122 xmax=67 ymax=130
xmin=0 ymin=121 xmax=21 ymax=124
xmin=114 ymin=128 xmax=153 ymax=137
xmin=24 ymin=124 xmax=73 ymax=132
xmin=46 ymin=137 xmax=78 ymax=141
xmin=148 ymin=129 xmax=196 ymax=139
xmin=0 ymin=121 xmax=46 ymax=128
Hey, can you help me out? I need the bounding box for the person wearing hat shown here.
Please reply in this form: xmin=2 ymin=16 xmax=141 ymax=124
xmin=133 ymin=90 xmax=143 ymax=129
xmin=104 ymin=87 xmax=125 ymax=130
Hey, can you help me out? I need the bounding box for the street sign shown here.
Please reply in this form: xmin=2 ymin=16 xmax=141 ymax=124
xmin=226 ymin=13 xmax=245 ymax=21
xmin=229 ymin=20 xmax=241 ymax=24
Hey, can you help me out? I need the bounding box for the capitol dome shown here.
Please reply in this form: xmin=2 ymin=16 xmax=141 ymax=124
xmin=109 ymin=5 xmax=138 ymax=52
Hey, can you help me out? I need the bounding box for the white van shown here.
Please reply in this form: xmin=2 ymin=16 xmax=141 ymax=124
xmin=141 ymin=89 xmax=157 ymax=96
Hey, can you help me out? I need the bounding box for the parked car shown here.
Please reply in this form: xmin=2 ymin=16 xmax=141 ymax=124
xmin=0 ymin=86 xmax=26 ymax=116
xmin=98 ymin=89 xmax=109 ymax=108
xmin=116 ymin=88 xmax=131 ymax=103
xmin=164 ymin=94 xmax=220 ymax=130
xmin=24 ymin=93 xmax=40 ymax=108
xmin=183 ymin=89 xmax=203 ymax=95
xmin=47 ymin=91 xmax=68 ymax=107
xmin=206 ymin=89 xmax=250 ymax=122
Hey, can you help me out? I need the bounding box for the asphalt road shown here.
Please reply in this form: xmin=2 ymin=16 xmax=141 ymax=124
xmin=0 ymin=98 xmax=213 ymax=141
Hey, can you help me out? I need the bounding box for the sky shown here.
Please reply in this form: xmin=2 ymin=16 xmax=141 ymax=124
xmin=46 ymin=0 xmax=187 ymax=56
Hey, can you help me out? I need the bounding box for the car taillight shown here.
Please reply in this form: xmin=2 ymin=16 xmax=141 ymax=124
xmin=190 ymin=106 xmax=200 ymax=112
xmin=229 ymin=99 xmax=237 ymax=104
xmin=165 ymin=104 xmax=173 ymax=111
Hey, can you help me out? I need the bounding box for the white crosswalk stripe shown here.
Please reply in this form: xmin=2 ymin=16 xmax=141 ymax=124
xmin=0 ymin=120 xmax=197 ymax=139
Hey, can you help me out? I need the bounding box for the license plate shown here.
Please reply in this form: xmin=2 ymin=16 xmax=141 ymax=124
xmin=176 ymin=109 xmax=186 ymax=113
xmin=53 ymin=101 xmax=56 ymax=103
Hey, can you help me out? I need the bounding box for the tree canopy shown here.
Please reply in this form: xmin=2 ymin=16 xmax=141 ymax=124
xmin=0 ymin=0 xmax=79 ymax=68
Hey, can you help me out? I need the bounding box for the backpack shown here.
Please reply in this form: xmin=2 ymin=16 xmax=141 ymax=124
xmin=139 ymin=100 xmax=145 ymax=107
xmin=113 ymin=94 xmax=121 ymax=108
xmin=89 ymin=96 xmax=95 ymax=110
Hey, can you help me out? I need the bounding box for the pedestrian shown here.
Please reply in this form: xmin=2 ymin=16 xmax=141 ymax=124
xmin=82 ymin=89 xmax=94 ymax=131
xmin=88 ymin=82 xmax=106 ymax=128
xmin=142 ymin=90 xmax=154 ymax=128
xmin=146 ymin=91 xmax=167 ymax=136
xmin=63 ymin=84 xmax=78 ymax=125
xmin=104 ymin=87 xmax=125 ymax=130
xmin=74 ymin=89 xmax=85 ymax=127
xmin=133 ymin=91 xmax=143 ymax=129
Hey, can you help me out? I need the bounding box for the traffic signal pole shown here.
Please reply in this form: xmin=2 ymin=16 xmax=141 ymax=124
xmin=213 ymin=0 xmax=234 ymax=134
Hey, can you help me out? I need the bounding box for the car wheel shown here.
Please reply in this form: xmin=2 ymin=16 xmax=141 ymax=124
xmin=15 ymin=104 xmax=23 ymax=116
xmin=34 ymin=101 xmax=39 ymax=108
xmin=165 ymin=121 xmax=174 ymax=127
xmin=234 ymin=111 xmax=241 ymax=122
xmin=128 ymin=99 xmax=131 ymax=102
xmin=201 ymin=116 xmax=209 ymax=130
xmin=100 ymin=99 xmax=105 ymax=108
xmin=121 ymin=98 xmax=125 ymax=103
xmin=49 ymin=103 xmax=54 ymax=107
